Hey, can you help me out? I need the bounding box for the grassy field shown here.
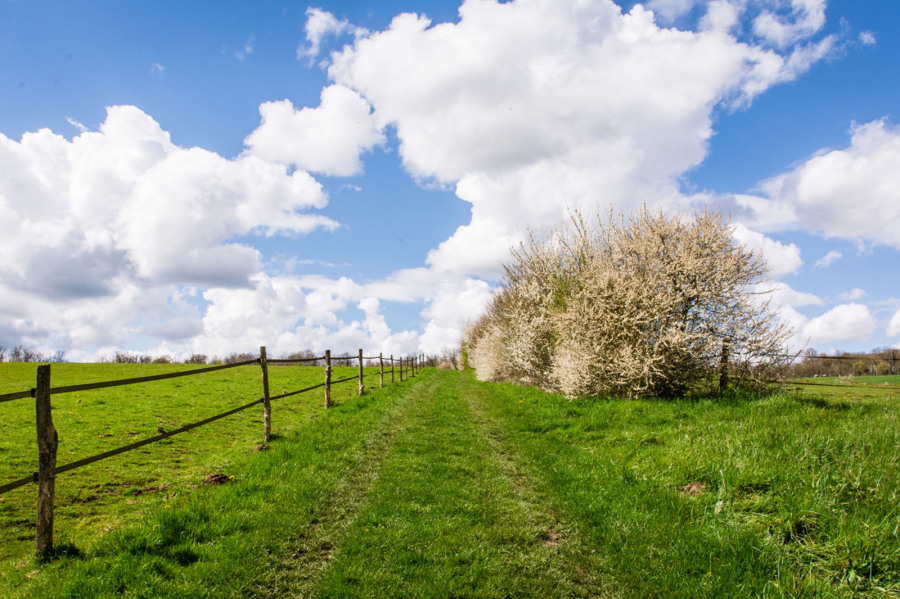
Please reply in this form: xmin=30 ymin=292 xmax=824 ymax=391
xmin=0 ymin=360 xmax=390 ymax=589
xmin=785 ymin=374 xmax=900 ymax=404
xmin=2 ymin=367 xmax=898 ymax=597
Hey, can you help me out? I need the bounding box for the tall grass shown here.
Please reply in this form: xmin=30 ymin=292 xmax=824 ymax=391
xmin=464 ymin=372 xmax=900 ymax=597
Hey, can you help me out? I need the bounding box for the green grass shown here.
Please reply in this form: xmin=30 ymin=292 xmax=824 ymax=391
xmin=467 ymin=372 xmax=900 ymax=597
xmin=0 ymin=361 xmax=389 ymax=589
xmin=786 ymin=374 xmax=900 ymax=404
xmin=2 ymin=367 xmax=898 ymax=597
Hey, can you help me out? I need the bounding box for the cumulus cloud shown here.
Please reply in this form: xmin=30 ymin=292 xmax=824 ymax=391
xmin=298 ymin=8 xmax=368 ymax=61
xmin=859 ymin=31 xmax=876 ymax=46
xmin=755 ymin=120 xmax=900 ymax=248
xmin=244 ymin=85 xmax=383 ymax=176
xmin=0 ymin=106 xmax=341 ymax=353
xmin=757 ymin=281 xmax=822 ymax=308
xmin=188 ymin=271 xmax=483 ymax=357
xmin=419 ymin=278 xmax=492 ymax=353
xmin=800 ymin=303 xmax=876 ymax=345
xmin=732 ymin=224 xmax=802 ymax=277
xmin=888 ymin=309 xmax=900 ymax=338
xmin=326 ymin=0 xmax=834 ymax=277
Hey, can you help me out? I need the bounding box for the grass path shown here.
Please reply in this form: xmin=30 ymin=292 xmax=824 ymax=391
xmin=272 ymin=368 xmax=609 ymax=597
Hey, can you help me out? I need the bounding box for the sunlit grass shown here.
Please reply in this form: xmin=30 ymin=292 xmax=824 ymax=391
xmin=466 ymin=371 xmax=900 ymax=597
xmin=3 ymin=367 xmax=898 ymax=597
xmin=0 ymin=361 xmax=385 ymax=590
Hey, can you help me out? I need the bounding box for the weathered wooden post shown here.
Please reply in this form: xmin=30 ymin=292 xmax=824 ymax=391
xmin=260 ymin=346 xmax=272 ymax=442
xmin=35 ymin=364 xmax=57 ymax=558
xmin=325 ymin=349 xmax=332 ymax=409
xmin=379 ymin=352 xmax=384 ymax=389
xmin=357 ymin=349 xmax=364 ymax=396
xmin=719 ymin=339 xmax=729 ymax=393
xmin=390 ymin=354 xmax=395 ymax=383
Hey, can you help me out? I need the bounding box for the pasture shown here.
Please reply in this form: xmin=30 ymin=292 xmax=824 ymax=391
xmin=1 ymin=367 xmax=898 ymax=597
xmin=0 ymin=361 xmax=383 ymax=589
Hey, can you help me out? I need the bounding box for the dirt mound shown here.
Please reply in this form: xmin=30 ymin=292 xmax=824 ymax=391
xmin=203 ymin=473 xmax=233 ymax=485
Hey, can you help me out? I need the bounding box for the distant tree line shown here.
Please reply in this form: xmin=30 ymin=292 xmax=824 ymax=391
xmin=788 ymin=348 xmax=898 ymax=378
xmin=0 ymin=346 xmax=66 ymax=363
xmin=0 ymin=347 xmax=351 ymax=366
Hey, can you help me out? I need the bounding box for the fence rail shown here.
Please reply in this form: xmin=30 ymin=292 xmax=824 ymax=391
xmin=0 ymin=359 xmax=260 ymax=403
xmin=0 ymin=347 xmax=424 ymax=558
xmin=267 ymin=356 xmax=324 ymax=364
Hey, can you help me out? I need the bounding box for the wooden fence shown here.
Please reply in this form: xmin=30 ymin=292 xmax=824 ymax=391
xmin=0 ymin=347 xmax=423 ymax=558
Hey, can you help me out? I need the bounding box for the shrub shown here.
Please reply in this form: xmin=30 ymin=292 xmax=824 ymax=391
xmin=465 ymin=207 xmax=790 ymax=398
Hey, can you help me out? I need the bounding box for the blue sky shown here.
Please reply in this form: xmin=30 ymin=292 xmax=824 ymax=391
xmin=1 ymin=0 xmax=899 ymax=361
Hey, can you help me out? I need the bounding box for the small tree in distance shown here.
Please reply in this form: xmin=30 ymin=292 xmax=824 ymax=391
xmin=463 ymin=207 xmax=791 ymax=398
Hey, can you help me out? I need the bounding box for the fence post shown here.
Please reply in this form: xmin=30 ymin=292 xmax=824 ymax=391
xmin=358 ymin=349 xmax=364 ymax=396
xmin=379 ymin=353 xmax=384 ymax=389
xmin=391 ymin=354 xmax=395 ymax=384
xmin=719 ymin=339 xmax=729 ymax=393
xmin=260 ymin=346 xmax=272 ymax=443
xmin=35 ymin=364 xmax=57 ymax=558
xmin=325 ymin=350 xmax=332 ymax=409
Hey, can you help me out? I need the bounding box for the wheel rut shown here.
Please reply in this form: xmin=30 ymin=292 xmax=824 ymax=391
xmin=256 ymin=374 xmax=441 ymax=598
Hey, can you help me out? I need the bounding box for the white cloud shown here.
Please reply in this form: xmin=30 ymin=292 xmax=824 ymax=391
xmin=859 ymin=31 xmax=876 ymax=46
xmin=0 ymin=106 xmax=339 ymax=354
xmin=758 ymin=120 xmax=900 ymax=249
xmin=801 ymin=303 xmax=876 ymax=345
xmin=66 ymin=117 xmax=89 ymax=133
xmin=838 ymin=288 xmax=865 ymax=301
xmin=298 ymin=8 xmax=368 ymax=61
xmin=888 ymin=309 xmax=900 ymax=338
xmin=753 ymin=0 xmax=826 ymax=48
xmin=174 ymin=268 xmax=490 ymax=358
xmin=327 ymin=0 xmax=834 ymax=278
xmin=757 ymin=281 xmax=822 ymax=308
xmin=419 ymin=278 xmax=492 ymax=354
xmin=236 ymin=36 xmax=255 ymax=61
xmin=813 ymin=250 xmax=842 ymax=269
xmin=151 ymin=62 xmax=165 ymax=73
xmin=244 ymin=85 xmax=384 ymax=176
xmin=732 ymin=224 xmax=802 ymax=277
